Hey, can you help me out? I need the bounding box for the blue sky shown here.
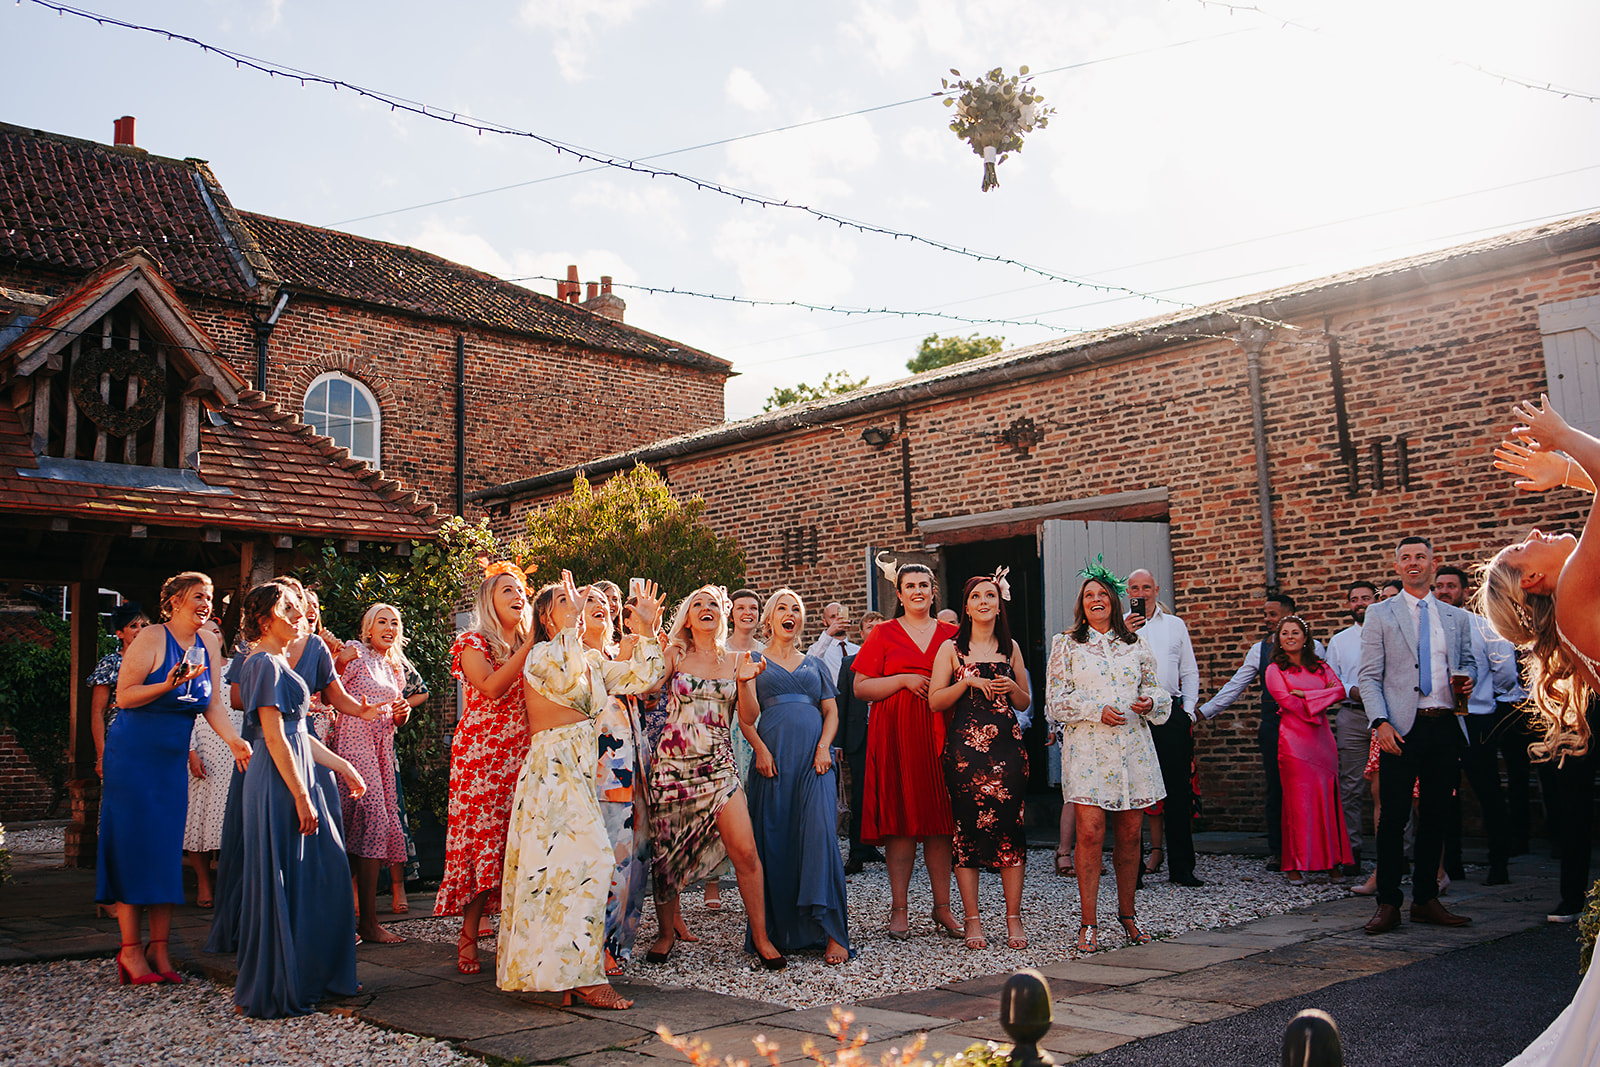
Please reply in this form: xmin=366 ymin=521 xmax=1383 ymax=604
xmin=8 ymin=0 xmax=1599 ymax=418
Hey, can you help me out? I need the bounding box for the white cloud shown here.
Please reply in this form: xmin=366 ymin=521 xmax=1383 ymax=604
xmin=721 ymin=113 xmax=879 ymax=204
xmin=569 ymin=179 xmax=689 ymax=241
xmin=724 ymin=68 xmax=773 ymax=112
xmin=712 ymin=217 xmax=857 ymax=303
xmin=519 ymin=0 xmax=656 ymax=81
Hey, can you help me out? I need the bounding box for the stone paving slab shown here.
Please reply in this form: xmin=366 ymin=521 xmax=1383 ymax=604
xmin=1092 ymin=942 xmax=1261 ymax=970
xmin=1036 ymin=960 xmax=1174 ymax=985
xmin=1070 ymin=989 xmax=1251 ymax=1024
xmin=1127 ymin=960 xmax=1364 ymax=1007
xmin=1046 ymin=1002 xmax=1188 ymax=1038
xmin=1251 ymin=940 xmax=1433 ymax=972
xmin=358 ymin=981 xmax=574 ymax=1041
xmin=1164 ymin=927 xmax=1310 ymax=949
xmin=562 ymin=984 xmax=789 ymax=1030
xmin=567 ymin=1052 xmax=660 ymax=1067
xmin=858 ymin=987 xmax=999 ymax=1021
xmin=464 ymin=1017 xmax=658 ymax=1064
xmin=772 ymin=1004 xmax=953 ymax=1039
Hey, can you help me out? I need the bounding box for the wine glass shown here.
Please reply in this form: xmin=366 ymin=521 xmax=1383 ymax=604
xmin=176 ymin=643 xmax=206 ymax=703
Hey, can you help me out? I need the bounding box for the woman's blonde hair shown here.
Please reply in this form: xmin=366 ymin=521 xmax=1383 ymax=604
xmin=1478 ymin=549 xmax=1591 ymax=760
xmin=158 ymin=571 xmax=213 ymax=622
xmin=359 ymin=602 xmax=415 ymax=675
xmin=758 ymin=588 xmax=805 ymax=646
xmin=666 ymin=585 xmax=730 ymax=661
xmin=470 ymin=572 xmax=531 ymax=663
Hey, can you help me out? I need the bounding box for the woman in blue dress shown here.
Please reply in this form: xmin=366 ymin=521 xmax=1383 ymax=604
xmin=98 ymin=571 xmax=251 ymax=985
xmin=206 ymin=578 xmax=374 ymax=956
xmin=737 ymin=589 xmax=851 ymax=964
xmin=232 ymin=581 xmax=369 ymax=1018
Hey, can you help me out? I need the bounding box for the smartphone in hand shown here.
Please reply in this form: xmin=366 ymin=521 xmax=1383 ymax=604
xmin=1130 ymin=597 xmax=1147 ymax=618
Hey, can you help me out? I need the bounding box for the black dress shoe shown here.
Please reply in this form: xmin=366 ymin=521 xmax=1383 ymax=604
xmin=1364 ymin=903 xmax=1401 ymax=934
xmin=862 ymin=847 xmax=885 ymax=862
xmin=844 ymin=856 xmax=864 ymax=875
xmin=1483 ymin=867 xmax=1511 ymax=886
xmin=1265 ymin=855 xmax=1282 ymax=872
xmin=1170 ymin=874 xmax=1206 ymax=887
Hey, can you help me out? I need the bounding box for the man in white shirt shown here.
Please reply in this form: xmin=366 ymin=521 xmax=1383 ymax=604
xmin=1433 ymin=565 xmax=1519 ymax=886
xmin=1126 ymin=569 xmax=1204 ymax=886
xmin=1198 ymin=593 xmax=1323 ymax=870
xmin=1324 ymin=580 xmax=1377 ymax=876
xmin=806 ymin=602 xmax=860 ymax=681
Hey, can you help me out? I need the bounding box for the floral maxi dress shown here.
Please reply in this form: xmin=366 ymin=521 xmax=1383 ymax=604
xmin=1045 ymin=628 xmax=1171 ymax=812
xmin=434 ymin=632 xmax=531 ymax=917
xmin=497 ymin=629 xmax=664 ymax=993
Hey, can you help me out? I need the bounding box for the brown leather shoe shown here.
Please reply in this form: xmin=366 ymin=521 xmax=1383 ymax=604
xmin=1364 ymin=903 xmax=1401 ymax=934
xmin=1410 ymin=899 xmax=1471 ymax=927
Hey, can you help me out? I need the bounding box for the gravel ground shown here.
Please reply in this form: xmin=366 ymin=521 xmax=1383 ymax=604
xmin=0 ymin=959 xmax=477 ymax=1067
xmin=2 ymin=826 xmax=65 ymax=853
xmin=390 ymin=848 xmax=1352 ymax=1009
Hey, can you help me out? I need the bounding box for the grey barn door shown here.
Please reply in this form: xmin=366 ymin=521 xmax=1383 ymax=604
xmin=1040 ymin=519 xmax=1172 ymax=783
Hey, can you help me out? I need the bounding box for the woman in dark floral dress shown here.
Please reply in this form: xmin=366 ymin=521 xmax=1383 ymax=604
xmin=929 ymin=573 xmax=1033 ymax=952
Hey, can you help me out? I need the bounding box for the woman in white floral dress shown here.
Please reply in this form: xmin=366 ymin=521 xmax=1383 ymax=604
xmin=497 ymin=572 xmax=665 ymax=1009
xmin=1045 ymin=568 xmax=1170 ymax=952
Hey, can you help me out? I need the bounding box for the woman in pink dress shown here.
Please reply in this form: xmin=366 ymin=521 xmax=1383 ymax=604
xmin=1264 ymin=615 xmax=1353 ymax=883
xmin=335 ymin=602 xmax=414 ymax=944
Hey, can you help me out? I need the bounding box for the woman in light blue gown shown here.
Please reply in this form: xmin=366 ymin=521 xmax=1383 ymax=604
xmin=231 ymin=581 xmax=368 ymax=1018
xmin=738 ymin=589 xmax=850 ymax=964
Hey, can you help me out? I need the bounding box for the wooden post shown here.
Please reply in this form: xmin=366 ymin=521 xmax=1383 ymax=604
xmin=64 ymin=578 xmax=103 ymax=869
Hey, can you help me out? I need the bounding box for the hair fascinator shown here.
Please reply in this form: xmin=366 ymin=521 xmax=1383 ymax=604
xmin=481 ymin=558 xmax=529 ymax=591
xmin=1077 ymin=554 xmax=1127 ymax=598
xmin=989 ymin=566 xmax=1012 ymax=601
xmin=875 ymin=550 xmax=900 ymax=582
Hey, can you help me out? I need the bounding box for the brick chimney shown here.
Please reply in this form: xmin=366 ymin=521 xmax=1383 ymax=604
xmin=113 ymin=116 xmax=136 ymax=148
xmin=582 ymin=275 xmax=626 ymax=323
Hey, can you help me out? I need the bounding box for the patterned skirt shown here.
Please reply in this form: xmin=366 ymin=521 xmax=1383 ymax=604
xmin=497 ymin=721 xmax=611 ymax=992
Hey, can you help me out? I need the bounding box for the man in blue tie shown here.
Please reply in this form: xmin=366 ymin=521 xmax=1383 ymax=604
xmin=1358 ymin=536 xmax=1479 ymax=934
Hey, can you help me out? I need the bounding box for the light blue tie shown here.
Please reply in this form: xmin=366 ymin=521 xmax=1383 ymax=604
xmin=1417 ymin=600 xmax=1432 ymax=696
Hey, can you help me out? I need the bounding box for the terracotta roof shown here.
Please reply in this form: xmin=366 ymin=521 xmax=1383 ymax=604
xmin=0 ymin=122 xmax=256 ymax=300
xmin=240 ymin=212 xmax=730 ymax=370
xmin=0 ymin=388 xmax=439 ymax=541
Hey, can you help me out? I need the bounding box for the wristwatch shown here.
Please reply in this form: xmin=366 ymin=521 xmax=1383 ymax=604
xmin=1370 ymin=718 xmax=1389 ymax=730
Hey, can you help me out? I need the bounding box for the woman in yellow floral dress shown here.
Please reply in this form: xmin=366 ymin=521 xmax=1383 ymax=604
xmin=497 ymin=572 xmax=665 ymax=1009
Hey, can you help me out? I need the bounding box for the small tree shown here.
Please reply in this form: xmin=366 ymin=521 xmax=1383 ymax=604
xmin=294 ymin=515 xmax=512 ymax=822
xmin=907 ymin=332 xmax=1005 ymax=374
xmin=763 ymin=370 xmax=869 ymax=412
xmin=522 ymin=464 xmax=745 ymax=608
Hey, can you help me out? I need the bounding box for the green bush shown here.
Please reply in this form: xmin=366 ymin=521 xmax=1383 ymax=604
xmin=0 ymin=613 xmax=110 ymax=813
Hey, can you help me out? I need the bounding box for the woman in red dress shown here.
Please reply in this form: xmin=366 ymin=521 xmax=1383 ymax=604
xmin=1263 ymin=615 xmax=1352 ymax=883
xmin=851 ymin=561 xmax=962 ymax=939
xmin=434 ymin=566 xmax=539 ymax=974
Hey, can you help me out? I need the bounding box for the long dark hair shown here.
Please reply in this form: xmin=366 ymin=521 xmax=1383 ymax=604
xmin=892 ymin=563 xmax=937 ymax=619
xmin=1270 ymin=615 xmax=1326 ymax=672
xmin=955 ymin=575 xmax=1012 ymax=657
xmin=1070 ymin=577 xmax=1137 ymax=645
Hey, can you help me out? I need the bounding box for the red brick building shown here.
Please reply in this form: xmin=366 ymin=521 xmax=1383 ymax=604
xmin=474 ymin=212 xmax=1600 ymax=834
xmin=0 ymin=119 xmax=732 ymax=518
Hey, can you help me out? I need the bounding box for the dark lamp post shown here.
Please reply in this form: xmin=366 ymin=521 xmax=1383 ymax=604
xmin=999 ymin=970 xmax=1054 ymax=1067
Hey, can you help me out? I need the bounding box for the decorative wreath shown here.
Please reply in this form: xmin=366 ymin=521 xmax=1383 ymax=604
xmin=69 ymin=346 xmax=167 ymax=437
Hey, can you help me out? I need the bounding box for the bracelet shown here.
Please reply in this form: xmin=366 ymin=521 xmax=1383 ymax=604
xmin=1566 ymin=457 xmax=1574 ymax=487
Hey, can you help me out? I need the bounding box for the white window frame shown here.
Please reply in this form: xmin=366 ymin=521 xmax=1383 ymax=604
xmin=302 ymin=371 xmax=381 ymax=466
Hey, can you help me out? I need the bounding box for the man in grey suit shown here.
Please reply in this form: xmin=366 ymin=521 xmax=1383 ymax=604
xmin=1359 ymin=536 xmax=1478 ymax=934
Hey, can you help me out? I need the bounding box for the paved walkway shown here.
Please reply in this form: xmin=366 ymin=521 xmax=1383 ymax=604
xmin=0 ymin=837 xmax=1571 ymax=1065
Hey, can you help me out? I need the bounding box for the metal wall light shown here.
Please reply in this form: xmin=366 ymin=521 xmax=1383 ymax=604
xmin=860 ymin=426 xmax=893 ymax=447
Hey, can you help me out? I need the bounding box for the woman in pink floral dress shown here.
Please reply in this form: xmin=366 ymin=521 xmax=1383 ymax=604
xmin=335 ymin=602 xmax=413 ymax=945
xmin=434 ymin=567 xmax=537 ymax=975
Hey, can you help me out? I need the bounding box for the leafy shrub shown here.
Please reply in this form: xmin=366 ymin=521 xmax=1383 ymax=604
xmin=0 ymin=613 xmax=110 ymax=813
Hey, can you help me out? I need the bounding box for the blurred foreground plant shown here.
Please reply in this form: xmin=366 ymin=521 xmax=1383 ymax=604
xmin=657 ymin=1008 xmax=1011 ymax=1067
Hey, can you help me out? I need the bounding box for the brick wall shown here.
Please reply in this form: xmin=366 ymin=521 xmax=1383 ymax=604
xmin=497 ymin=251 xmax=1599 ymax=833
xmin=0 ymin=731 xmax=55 ymax=822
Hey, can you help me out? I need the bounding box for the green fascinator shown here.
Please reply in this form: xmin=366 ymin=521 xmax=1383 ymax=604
xmin=1076 ymin=554 xmax=1127 ymax=598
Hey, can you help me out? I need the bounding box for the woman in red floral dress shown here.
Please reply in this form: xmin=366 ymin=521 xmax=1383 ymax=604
xmin=434 ymin=567 xmax=538 ymax=974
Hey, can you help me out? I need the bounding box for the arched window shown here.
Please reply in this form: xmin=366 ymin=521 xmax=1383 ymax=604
xmin=303 ymin=372 xmax=381 ymax=465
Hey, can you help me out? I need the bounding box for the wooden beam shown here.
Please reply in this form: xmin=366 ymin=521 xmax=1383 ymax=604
xmin=31 ymin=372 xmax=53 ymax=455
